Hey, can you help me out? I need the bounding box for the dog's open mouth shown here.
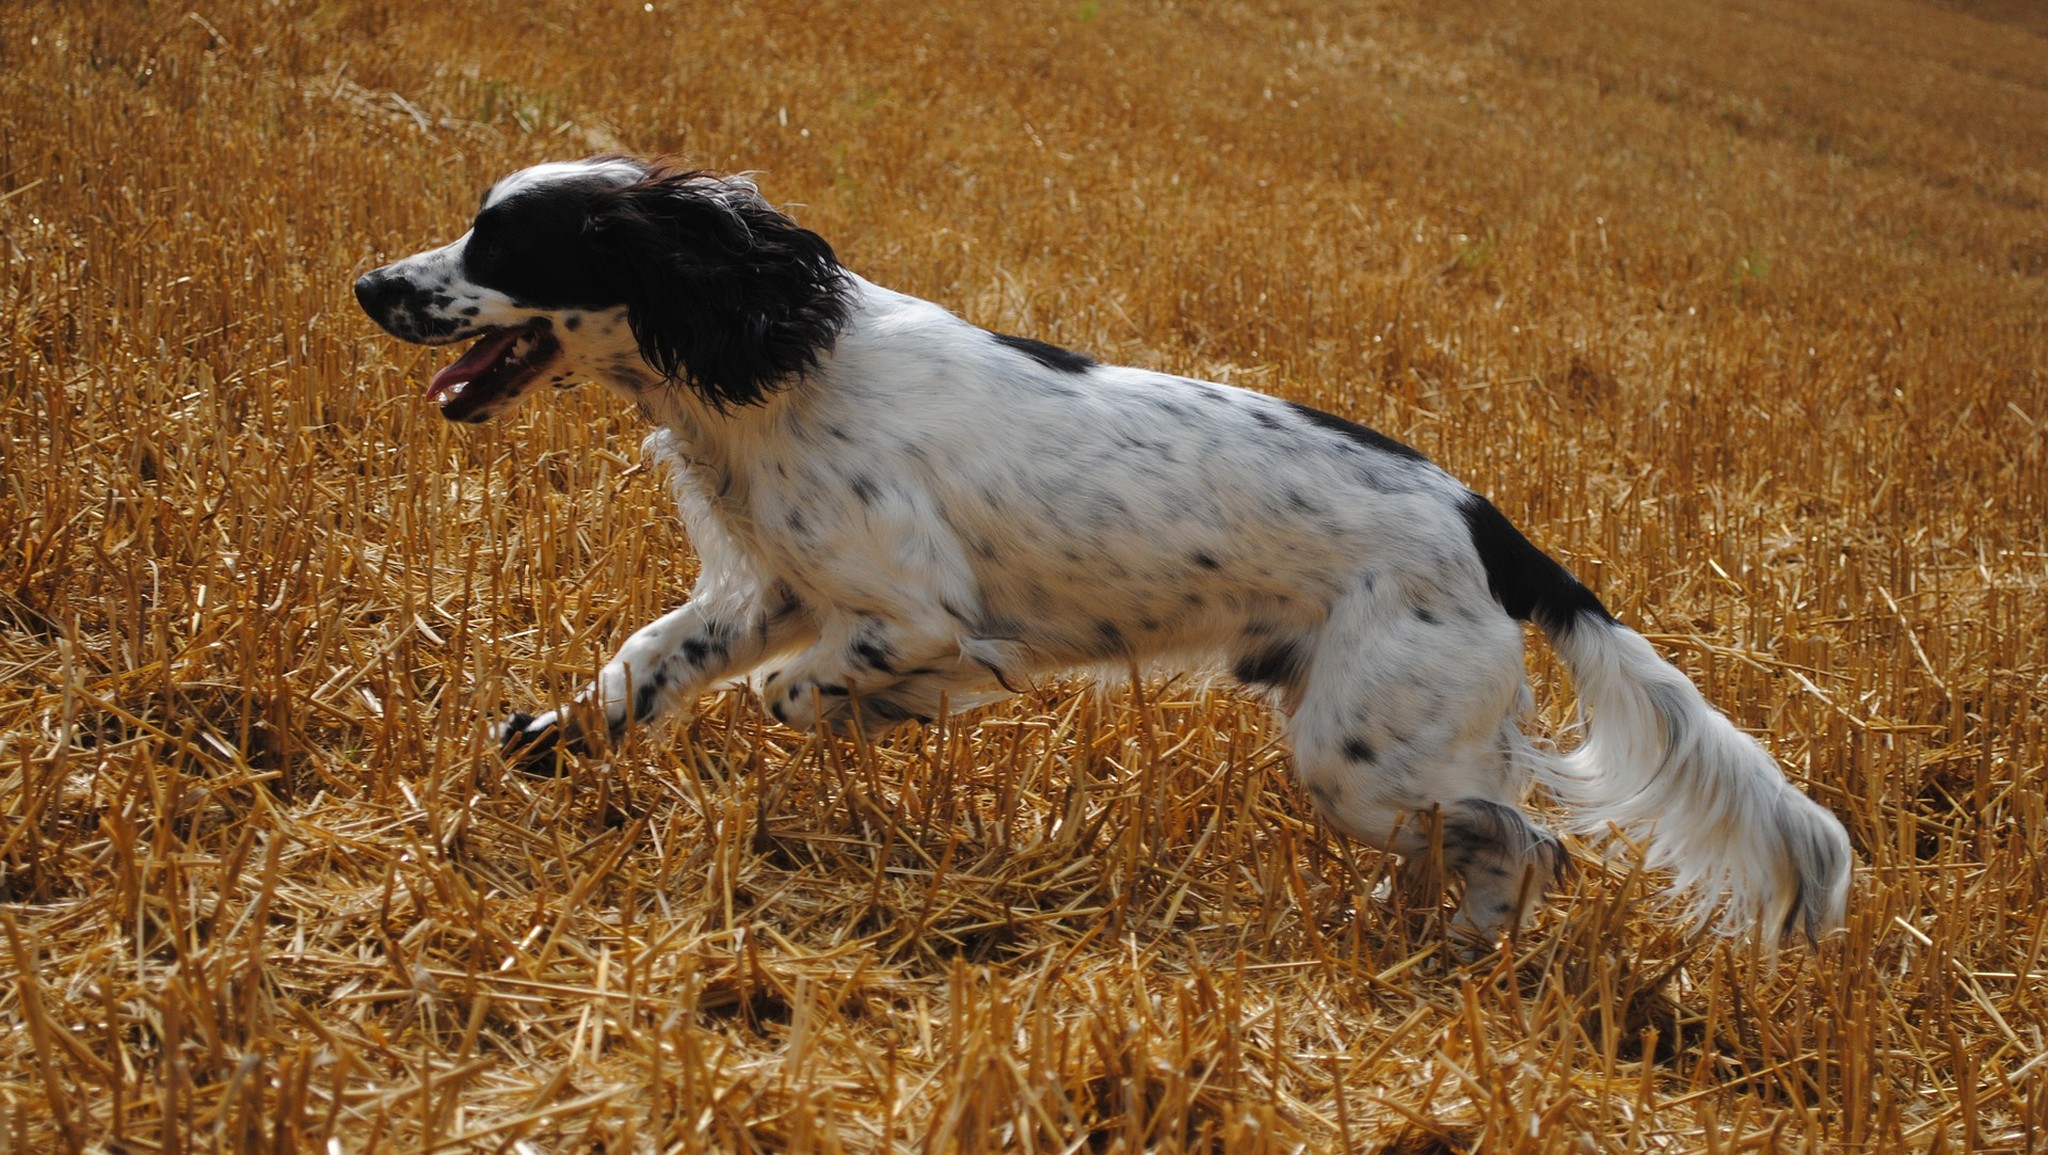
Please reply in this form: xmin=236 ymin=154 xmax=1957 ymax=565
xmin=426 ymin=322 xmax=561 ymax=421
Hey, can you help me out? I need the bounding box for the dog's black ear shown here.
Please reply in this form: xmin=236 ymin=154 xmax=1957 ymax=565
xmin=586 ymin=168 xmax=851 ymax=409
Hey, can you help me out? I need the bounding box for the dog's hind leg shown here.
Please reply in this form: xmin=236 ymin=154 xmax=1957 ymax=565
xmin=1280 ymin=576 xmax=1564 ymax=942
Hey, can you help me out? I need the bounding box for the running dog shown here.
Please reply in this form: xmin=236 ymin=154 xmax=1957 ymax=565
xmin=355 ymin=157 xmax=1852 ymax=944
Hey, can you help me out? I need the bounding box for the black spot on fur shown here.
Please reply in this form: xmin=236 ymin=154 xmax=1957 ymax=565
xmin=500 ymin=711 xmax=535 ymax=744
xmin=851 ymin=637 xmax=896 ymax=674
xmin=681 ymin=636 xmax=728 ymax=668
xmin=1415 ymin=607 xmax=1439 ymax=625
xmin=1286 ymin=401 xmax=1431 ymax=464
xmin=1251 ymin=408 xmax=1284 ymax=431
xmin=1191 ymin=551 xmax=1221 ymax=571
xmin=1233 ymin=639 xmax=1305 ymax=690
xmin=1087 ymin=492 xmax=1130 ymax=524
xmin=1093 ymin=619 xmax=1128 ymax=654
xmin=861 ymin=696 xmax=927 ymax=724
xmin=499 ymin=711 xmax=567 ymax=776
xmin=564 ymin=313 xmax=582 ymax=330
xmin=850 ymin=475 xmax=880 ymax=505
xmin=1343 ymin=737 xmax=1377 ymax=764
xmin=1457 ymin=491 xmax=1614 ymax=636
xmin=767 ymin=588 xmax=806 ymax=621
xmin=989 ymin=330 xmax=1095 ymax=374
xmin=633 ymin=682 xmax=660 ymax=722
xmin=1439 ymin=798 xmax=1564 ymax=880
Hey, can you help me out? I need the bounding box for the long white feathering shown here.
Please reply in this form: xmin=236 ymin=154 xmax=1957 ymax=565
xmin=1542 ymin=619 xmax=1852 ymax=941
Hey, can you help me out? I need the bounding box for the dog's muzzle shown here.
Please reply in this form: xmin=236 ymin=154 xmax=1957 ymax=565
xmin=354 ymin=267 xmax=470 ymax=344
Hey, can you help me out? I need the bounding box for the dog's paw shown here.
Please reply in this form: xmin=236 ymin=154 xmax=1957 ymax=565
xmin=494 ymin=708 xmax=578 ymax=775
xmin=760 ymin=669 xmax=848 ymax=731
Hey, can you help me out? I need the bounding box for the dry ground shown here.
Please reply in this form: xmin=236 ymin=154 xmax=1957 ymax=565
xmin=2 ymin=0 xmax=2045 ymax=1150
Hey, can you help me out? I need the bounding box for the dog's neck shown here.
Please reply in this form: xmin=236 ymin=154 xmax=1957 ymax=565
xmin=609 ymin=272 xmax=872 ymax=469
xmin=621 ymin=353 xmax=822 ymax=481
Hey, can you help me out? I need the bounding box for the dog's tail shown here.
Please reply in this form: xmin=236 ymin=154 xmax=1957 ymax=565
xmin=1459 ymin=492 xmax=1852 ymax=943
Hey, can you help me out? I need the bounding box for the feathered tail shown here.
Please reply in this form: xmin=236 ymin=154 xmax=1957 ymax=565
xmin=1544 ymin=616 xmax=1852 ymax=940
xmin=1459 ymin=492 xmax=1852 ymax=941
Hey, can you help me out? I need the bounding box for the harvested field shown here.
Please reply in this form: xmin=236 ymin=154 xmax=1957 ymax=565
xmin=2 ymin=0 xmax=2045 ymax=1149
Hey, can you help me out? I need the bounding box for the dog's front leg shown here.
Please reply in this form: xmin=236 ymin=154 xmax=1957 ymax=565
xmin=498 ymin=583 xmax=816 ymax=772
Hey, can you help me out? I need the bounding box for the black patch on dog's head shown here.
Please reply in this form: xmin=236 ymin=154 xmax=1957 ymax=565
xmin=592 ymin=167 xmax=853 ymax=409
xmin=465 ymin=161 xmax=852 ymax=410
xmin=988 ymin=330 xmax=1095 ymax=374
xmin=463 ymin=172 xmax=643 ymax=309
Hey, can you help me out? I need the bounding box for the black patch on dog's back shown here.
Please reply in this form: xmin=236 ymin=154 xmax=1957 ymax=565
xmin=1286 ymin=401 xmax=1431 ymax=465
xmin=989 ymin=331 xmax=1095 ymax=374
xmin=1458 ymin=492 xmax=1614 ymax=636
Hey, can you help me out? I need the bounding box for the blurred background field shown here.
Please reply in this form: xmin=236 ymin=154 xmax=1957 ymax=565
xmin=1 ymin=0 xmax=2044 ymax=1150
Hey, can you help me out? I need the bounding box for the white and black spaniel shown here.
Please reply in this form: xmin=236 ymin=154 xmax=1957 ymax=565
xmin=355 ymin=157 xmax=1851 ymax=945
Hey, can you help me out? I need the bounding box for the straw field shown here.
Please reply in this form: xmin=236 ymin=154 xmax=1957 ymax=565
xmin=2 ymin=0 xmax=2044 ymax=1149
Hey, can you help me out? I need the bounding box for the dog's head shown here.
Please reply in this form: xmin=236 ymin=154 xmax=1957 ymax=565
xmin=355 ymin=157 xmax=851 ymax=422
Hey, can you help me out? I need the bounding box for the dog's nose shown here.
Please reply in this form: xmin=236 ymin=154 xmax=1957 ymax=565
xmin=354 ymin=268 xmax=400 ymax=318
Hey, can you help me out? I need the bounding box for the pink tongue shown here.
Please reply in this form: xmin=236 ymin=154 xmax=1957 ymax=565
xmin=427 ymin=328 xmax=525 ymax=402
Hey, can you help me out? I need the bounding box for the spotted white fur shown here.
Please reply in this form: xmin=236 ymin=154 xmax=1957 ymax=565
xmin=356 ymin=158 xmax=1852 ymax=946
